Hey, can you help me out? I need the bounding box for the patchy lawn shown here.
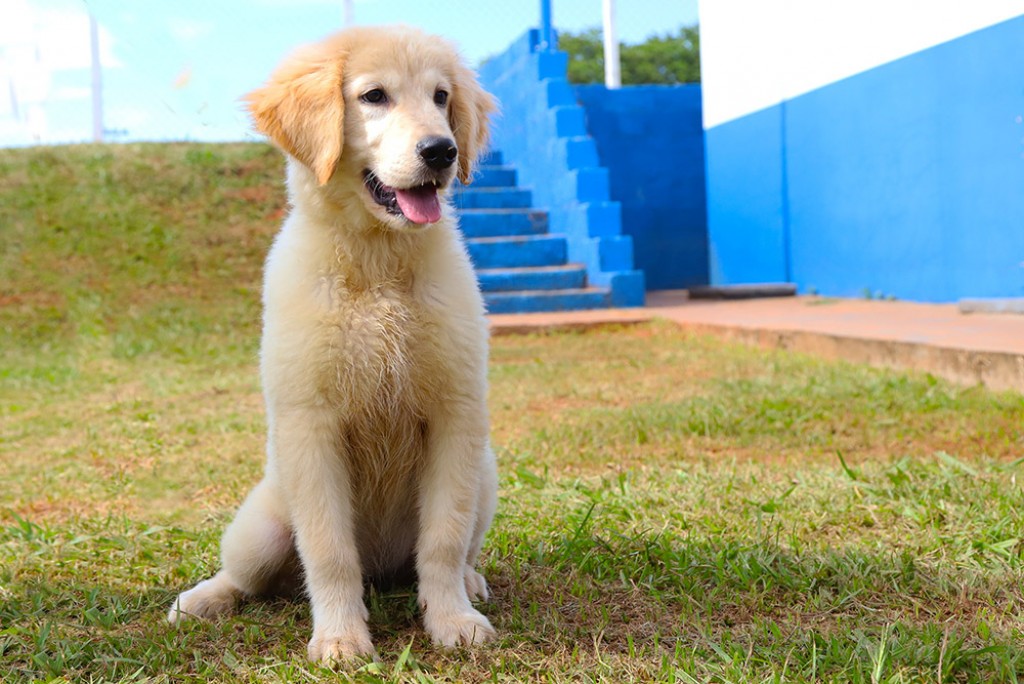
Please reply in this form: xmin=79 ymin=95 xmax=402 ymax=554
xmin=2 ymin=144 xmax=1023 ymax=683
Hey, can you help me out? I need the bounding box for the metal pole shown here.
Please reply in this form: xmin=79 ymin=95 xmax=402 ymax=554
xmin=342 ymin=0 xmax=354 ymax=26
xmin=8 ymin=77 xmax=19 ymax=121
xmin=602 ymin=0 xmax=621 ymax=89
xmin=539 ymin=0 xmax=554 ymax=51
xmin=89 ymin=14 xmax=103 ymax=142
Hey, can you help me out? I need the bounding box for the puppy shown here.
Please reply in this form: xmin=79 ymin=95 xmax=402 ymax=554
xmin=168 ymin=26 xmax=498 ymax=664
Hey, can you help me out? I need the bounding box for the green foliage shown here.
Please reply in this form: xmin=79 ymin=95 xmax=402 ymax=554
xmin=559 ymin=28 xmax=606 ymax=85
xmin=560 ymin=24 xmax=701 ymax=85
xmin=0 ymin=142 xmax=281 ymax=356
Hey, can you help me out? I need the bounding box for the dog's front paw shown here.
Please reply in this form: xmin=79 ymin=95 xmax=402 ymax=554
xmin=464 ymin=566 xmax=489 ymax=602
xmin=424 ymin=608 xmax=496 ymax=648
xmin=308 ymin=627 xmax=376 ymax=666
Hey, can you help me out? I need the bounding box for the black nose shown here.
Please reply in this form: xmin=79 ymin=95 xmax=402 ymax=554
xmin=417 ymin=136 xmax=458 ymax=171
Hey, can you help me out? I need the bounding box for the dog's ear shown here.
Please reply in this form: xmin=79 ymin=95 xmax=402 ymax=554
xmin=245 ymin=50 xmax=345 ymax=186
xmin=448 ymin=62 xmax=497 ymax=185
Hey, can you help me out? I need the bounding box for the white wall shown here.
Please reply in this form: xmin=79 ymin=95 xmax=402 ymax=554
xmin=699 ymin=0 xmax=1024 ymax=128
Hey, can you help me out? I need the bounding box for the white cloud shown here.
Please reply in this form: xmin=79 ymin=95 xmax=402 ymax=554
xmin=0 ymin=49 xmax=51 ymax=106
xmin=0 ymin=1 xmax=120 ymax=106
xmin=0 ymin=2 xmax=120 ymax=72
xmin=0 ymin=0 xmax=122 ymax=142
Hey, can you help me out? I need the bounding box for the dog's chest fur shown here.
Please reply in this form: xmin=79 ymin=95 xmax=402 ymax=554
xmin=313 ymin=238 xmax=445 ymax=561
xmin=314 ymin=249 xmax=440 ymax=414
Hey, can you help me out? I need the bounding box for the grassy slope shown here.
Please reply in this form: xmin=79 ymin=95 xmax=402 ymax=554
xmin=1 ymin=144 xmax=1023 ymax=683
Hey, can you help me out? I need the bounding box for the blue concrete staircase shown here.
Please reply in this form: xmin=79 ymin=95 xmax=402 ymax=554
xmin=455 ymin=151 xmax=615 ymax=314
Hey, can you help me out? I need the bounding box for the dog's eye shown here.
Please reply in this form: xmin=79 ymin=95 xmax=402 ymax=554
xmin=360 ymin=89 xmax=388 ymax=105
xmin=434 ymin=89 xmax=449 ymax=106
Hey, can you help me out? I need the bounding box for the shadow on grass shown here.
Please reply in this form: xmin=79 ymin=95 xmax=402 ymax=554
xmin=3 ymin=510 xmax=1022 ymax=682
xmin=481 ymin=528 xmax=1024 ymax=681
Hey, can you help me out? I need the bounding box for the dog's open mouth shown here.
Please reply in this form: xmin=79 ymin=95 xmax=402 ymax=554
xmin=363 ymin=170 xmax=443 ymax=225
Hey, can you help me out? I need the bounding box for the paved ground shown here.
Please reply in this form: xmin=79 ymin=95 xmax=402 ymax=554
xmin=489 ymin=290 xmax=1024 ymax=393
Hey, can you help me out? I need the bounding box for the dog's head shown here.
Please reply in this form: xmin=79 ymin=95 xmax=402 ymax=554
xmin=245 ymin=26 xmax=495 ymax=229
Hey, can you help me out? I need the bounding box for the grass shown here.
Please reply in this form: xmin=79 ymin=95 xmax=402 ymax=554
xmin=2 ymin=143 xmax=1023 ymax=683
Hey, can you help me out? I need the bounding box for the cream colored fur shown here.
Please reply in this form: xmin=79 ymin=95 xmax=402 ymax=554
xmin=167 ymin=26 xmax=498 ymax=664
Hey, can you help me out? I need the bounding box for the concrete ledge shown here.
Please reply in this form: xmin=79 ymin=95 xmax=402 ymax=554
xmin=959 ymin=298 xmax=1024 ymax=315
xmin=672 ymin=323 xmax=1024 ymax=394
xmin=489 ymin=291 xmax=1024 ymax=394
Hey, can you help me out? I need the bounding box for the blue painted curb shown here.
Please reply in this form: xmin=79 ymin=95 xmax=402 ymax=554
xmin=485 ymin=288 xmax=612 ymax=314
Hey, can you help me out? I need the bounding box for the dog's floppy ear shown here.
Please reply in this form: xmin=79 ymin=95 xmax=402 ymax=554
xmin=448 ymin=62 xmax=497 ymax=185
xmin=245 ymin=49 xmax=345 ymax=186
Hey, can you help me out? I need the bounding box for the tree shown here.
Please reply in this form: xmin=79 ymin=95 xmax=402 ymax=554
xmin=560 ymin=25 xmax=700 ymax=85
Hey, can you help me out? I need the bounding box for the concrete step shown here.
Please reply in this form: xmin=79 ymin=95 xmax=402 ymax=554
xmin=484 ymin=287 xmax=612 ymax=314
xmin=454 ymin=187 xmax=532 ymax=209
xmin=466 ymin=234 xmax=567 ymax=269
xmin=455 ymin=149 xmax=638 ymax=314
xmin=458 ymin=209 xmax=549 ymax=238
xmin=470 ymin=165 xmax=517 ymax=187
xmin=476 ymin=264 xmax=587 ymax=292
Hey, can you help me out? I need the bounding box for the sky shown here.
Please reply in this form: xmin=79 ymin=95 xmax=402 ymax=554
xmin=0 ymin=0 xmax=699 ymax=147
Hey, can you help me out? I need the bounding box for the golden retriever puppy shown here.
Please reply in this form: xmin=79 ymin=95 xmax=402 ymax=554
xmin=167 ymin=26 xmax=498 ymax=664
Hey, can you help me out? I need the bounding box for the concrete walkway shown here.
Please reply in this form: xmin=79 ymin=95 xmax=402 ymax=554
xmin=488 ymin=290 xmax=1024 ymax=393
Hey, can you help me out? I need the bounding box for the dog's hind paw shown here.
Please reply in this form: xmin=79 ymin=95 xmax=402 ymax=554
xmin=167 ymin=573 xmax=240 ymax=623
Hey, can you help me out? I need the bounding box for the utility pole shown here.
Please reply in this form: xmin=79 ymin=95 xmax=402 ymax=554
xmin=8 ymin=75 xmax=19 ymax=121
xmin=602 ymin=0 xmax=621 ymax=89
xmin=89 ymin=13 xmax=103 ymax=142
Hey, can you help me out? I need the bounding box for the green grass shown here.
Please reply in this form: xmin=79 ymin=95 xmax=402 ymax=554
xmin=2 ymin=144 xmax=1023 ymax=682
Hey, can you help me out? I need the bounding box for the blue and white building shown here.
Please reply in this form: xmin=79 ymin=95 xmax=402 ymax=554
xmin=699 ymin=2 xmax=1024 ymax=301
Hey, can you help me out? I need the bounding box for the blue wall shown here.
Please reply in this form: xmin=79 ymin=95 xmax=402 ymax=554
xmin=705 ymin=106 xmax=789 ymax=285
xmin=575 ymin=85 xmax=708 ymax=290
xmin=706 ymin=15 xmax=1024 ymax=301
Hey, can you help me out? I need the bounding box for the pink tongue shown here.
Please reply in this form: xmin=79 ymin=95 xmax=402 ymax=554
xmin=394 ymin=186 xmax=441 ymax=224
